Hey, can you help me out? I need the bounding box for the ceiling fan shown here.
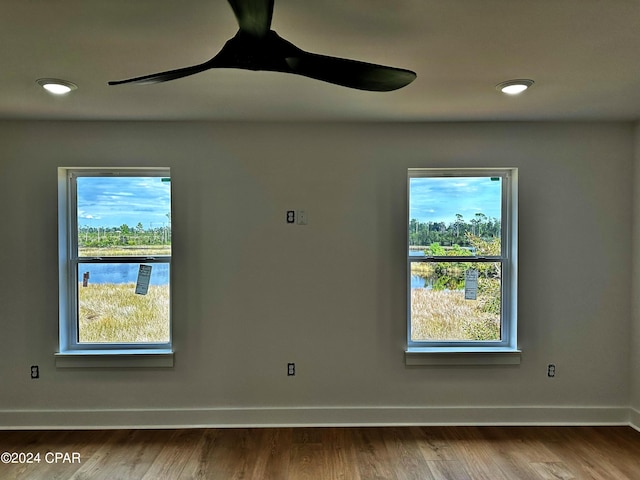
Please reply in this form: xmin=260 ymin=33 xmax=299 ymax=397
xmin=109 ymin=0 xmax=416 ymax=92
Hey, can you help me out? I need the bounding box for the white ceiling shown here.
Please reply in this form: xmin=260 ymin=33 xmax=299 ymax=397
xmin=3 ymin=0 xmax=640 ymax=122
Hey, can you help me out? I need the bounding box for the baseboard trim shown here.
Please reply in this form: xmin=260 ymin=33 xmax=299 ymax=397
xmin=0 ymin=406 xmax=633 ymax=430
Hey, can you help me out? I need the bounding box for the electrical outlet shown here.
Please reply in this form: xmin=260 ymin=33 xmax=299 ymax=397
xmin=286 ymin=210 xmax=295 ymax=224
xmin=31 ymin=365 xmax=39 ymax=379
xmin=547 ymin=364 xmax=556 ymax=378
xmin=287 ymin=363 xmax=295 ymax=376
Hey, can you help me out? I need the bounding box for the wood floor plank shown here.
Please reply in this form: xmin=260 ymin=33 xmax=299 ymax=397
xmin=292 ymin=427 xmax=324 ymax=445
xmin=126 ymin=429 xmax=188 ymax=479
xmin=439 ymin=426 xmax=512 ymax=480
xmin=288 ymin=439 xmax=325 ymax=479
xmin=176 ymin=428 xmax=224 ymax=480
xmin=0 ymin=430 xmax=41 ymax=451
xmin=353 ymin=427 xmax=400 ymax=480
xmin=0 ymin=426 xmax=638 ymax=480
xmin=139 ymin=429 xmax=203 ymax=480
xmin=530 ymin=461 xmax=576 ymax=480
xmin=480 ymin=426 xmax=565 ymax=480
xmin=490 ymin=426 xmax=563 ymax=463
xmin=413 ymin=426 xmax=459 ymax=461
xmin=486 ymin=440 xmax=547 ymax=479
xmin=69 ymin=429 xmax=167 ymax=480
xmin=181 ymin=428 xmax=258 ymax=480
xmin=426 ymin=460 xmax=473 ymax=480
xmin=321 ymin=427 xmax=361 ymax=480
xmin=246 ymin=428 xmax=292 ymax=480
xmin=553 ymin=427 xmax=640 ymax=480
xmin=0 ymin=430 xmax=75 ymax=480
xmin=587 ymin=427 xmax=640 ymax=479
xmin=35 ymin=430 xmax=112 ymax=480
xmin=382 ymin=426 xmax=435 ymax=480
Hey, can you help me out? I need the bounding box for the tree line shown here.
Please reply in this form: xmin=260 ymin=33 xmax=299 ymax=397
xmin=409 ymin=212 xmax=500 ymax=248
xmin=78 ymin=222 xmax=171 ymax=248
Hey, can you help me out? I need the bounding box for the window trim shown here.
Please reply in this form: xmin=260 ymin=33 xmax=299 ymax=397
xmin=57 ymin=167 xmax=173 ymax=365
xmin=405 ymin=168 xmax=518 ymax=363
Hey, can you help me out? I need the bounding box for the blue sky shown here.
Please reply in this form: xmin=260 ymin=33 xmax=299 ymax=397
xmin=77 ymin=176 xmax=171 ymax=228
xmin=409 ymin=176 xmax=501 ymax=224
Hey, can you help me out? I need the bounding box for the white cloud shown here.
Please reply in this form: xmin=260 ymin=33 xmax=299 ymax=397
xmin=78 ymin=210 xmax=100 ymax=220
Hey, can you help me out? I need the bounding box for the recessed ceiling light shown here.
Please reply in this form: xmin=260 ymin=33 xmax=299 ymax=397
xmin=496 ymin=79 xmax=534 ymax=95
xmin=36 ymin=78 xmax=78 ymax=95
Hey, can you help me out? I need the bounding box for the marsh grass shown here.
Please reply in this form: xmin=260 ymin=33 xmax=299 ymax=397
xmin=411 ymin=288 xmax=500 ymax=341
xmin=79 ymin=245 xmax=171 ymax=257
xmin=78 ymin=283 xmax=170 ymax=343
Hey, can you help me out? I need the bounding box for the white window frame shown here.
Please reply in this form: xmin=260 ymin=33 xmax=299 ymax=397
xmin=56 ymin=167 xmax=173 ymax=367
xmin=405 ymin=168 xmax=519 ymax=365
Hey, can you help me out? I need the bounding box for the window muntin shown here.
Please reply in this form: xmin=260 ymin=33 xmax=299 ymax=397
xmin=59 ymin=169 xmax=172 ymax=352
xmin=408 ymin=169 xmax=515 ymax=349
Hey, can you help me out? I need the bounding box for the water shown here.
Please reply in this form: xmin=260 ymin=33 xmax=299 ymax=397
xmin=411 ymin=275 xmax=428 ymax=289
xmin=410 ymin=249 xmax=429 ymax=288
xmin=78 ymin=263 xmax=170 ymax=285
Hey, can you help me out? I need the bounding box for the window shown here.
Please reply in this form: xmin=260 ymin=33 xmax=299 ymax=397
xmin=57 ymin=168 xmax=173 ymax=365
xmin=406 ymin=168 xmax=518 ymax=364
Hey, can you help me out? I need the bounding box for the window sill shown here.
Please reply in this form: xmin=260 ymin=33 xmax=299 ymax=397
xmin=55 ymin=349 xmax=174 ymax=368
xmin=405 ymin=347 xmax=521 ymax=366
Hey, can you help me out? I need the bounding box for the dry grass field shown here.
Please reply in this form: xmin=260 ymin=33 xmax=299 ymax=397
xmin=78 ymin=283 xmax=170 ymax=343
xmin=411 ymin=288 xmax=500 ymax=341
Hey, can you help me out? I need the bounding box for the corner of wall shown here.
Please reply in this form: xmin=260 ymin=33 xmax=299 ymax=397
xmin=631 ymin=121 xmax=640 ymax=418
xmin=631 ymin=407 xmax=640 ymax=432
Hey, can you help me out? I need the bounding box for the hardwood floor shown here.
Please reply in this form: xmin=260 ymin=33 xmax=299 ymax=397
xmin=0 ymin=426 xmax=638 ymax=479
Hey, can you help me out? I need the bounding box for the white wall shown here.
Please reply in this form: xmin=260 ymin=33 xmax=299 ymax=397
xmin=0 ymin=120 xmax=634 ymax=428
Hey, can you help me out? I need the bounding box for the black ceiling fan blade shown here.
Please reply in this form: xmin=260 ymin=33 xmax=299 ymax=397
xmin=227 ymin=0 xmax=274 ymax=38
xmin=108 ymin=3 xmax=417 ymax=91
xmin=106 ymin=29 xmax=283 ymax=86
xmin=284 ymin=52 xmax=416 ymax=92
xmin=108 ymin=61 xmax=215 ymax=86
